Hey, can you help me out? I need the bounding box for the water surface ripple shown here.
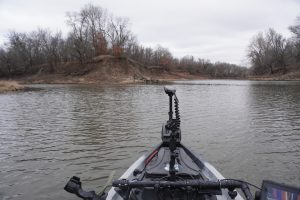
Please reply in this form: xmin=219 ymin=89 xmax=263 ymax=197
xmin=0 ymin=80 xmax=299 ymax=199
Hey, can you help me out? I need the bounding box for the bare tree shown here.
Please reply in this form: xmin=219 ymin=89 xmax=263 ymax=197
xmin=248 ymin=28 xmax=287 ymax=75
xmin=39 ymin=29 xmax=62 ymax=72
xmin=81 ymin=4 xmax=108 ymax=56
xmin=66 ymin=11 xmax=91 ymax=63
xmin=289 ymin=16 xmax=300 ymax=65
xmin=7 ymin=31 xmax=34 ymax=73
xmin=0 ymin=48 xmax=13 ymax=76
xmin=289 ymin=16 xmax=300 ymax=39
xmin=107 ymin=16 xmax=133 ymax=57
xmin=152 ymin=45 xmax=173 ymax=69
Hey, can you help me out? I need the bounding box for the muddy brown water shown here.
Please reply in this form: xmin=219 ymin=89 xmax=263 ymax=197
xmin=0 ymin=80 xmax=299 ymax=199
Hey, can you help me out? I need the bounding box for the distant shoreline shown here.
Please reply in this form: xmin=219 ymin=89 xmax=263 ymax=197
xmin=1 ymin=75 xmax=299 ymax=89
xmin=247 ymin=70 xmax=300 ymax=81
xmin=1 ymin=58 xmax=299 ymax=87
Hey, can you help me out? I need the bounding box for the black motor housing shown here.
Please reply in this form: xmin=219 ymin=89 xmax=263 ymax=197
xmin=161 ymin=122 xmax=181 ymax=145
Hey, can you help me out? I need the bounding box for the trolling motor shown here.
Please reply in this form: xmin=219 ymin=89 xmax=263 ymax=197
xmin=162 ymin=87 xmax=181 ymax=179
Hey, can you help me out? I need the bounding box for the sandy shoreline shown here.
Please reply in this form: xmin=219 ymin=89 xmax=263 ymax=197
xmin=0 ymin=81 xmax=25 ymax=92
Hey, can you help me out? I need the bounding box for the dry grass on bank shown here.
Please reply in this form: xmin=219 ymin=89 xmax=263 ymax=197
xmin=0 ymin=81 xmax=24 ymax=92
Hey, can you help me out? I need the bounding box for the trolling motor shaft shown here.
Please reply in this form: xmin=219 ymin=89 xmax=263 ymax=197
xmin=162 ymin=87 xmax=181 ymax=144
xmin=162 ymin=87 xmax=181 ymax=179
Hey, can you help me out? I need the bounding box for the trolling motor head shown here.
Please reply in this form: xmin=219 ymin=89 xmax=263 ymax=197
xmin=164 ymin=87 xmax=176 ymax=96
xmin=164 ymin=87 xmax=176 ymax=121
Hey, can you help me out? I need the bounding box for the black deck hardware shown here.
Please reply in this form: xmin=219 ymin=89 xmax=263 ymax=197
xmin=112 ymin=179 xmax=254 ymax=200
xmin=64 ymin=176 xmax=106 ymax=200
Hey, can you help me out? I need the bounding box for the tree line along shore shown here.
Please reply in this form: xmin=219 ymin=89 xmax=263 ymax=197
xmin=0 ymin=3 xmax=300 ymax=89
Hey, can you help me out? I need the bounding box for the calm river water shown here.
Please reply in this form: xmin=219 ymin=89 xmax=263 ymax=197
xmin=0 ymin=80 xmax=299 ymax=200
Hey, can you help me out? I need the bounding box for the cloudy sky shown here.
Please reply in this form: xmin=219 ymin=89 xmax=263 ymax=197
xmin=0 ymin=0 xmax=299 ymax=65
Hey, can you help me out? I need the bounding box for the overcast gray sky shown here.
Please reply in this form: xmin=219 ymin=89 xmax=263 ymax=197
xmin=0 ymin=0 xmax=299 ymax=65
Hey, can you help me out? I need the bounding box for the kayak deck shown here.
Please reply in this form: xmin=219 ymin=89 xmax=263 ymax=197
xmin=145 ymin=144 xmax=203 ymax=179
xmin=107 ymin=143 xmax=235 ymax=200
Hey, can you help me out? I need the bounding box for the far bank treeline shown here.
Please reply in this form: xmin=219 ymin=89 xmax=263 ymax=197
xmin=0 ymin=4 xmax=299 ymax=79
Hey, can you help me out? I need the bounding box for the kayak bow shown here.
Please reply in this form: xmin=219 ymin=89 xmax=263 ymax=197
xmin=64 ymin=87 xmax=300 ymax=200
